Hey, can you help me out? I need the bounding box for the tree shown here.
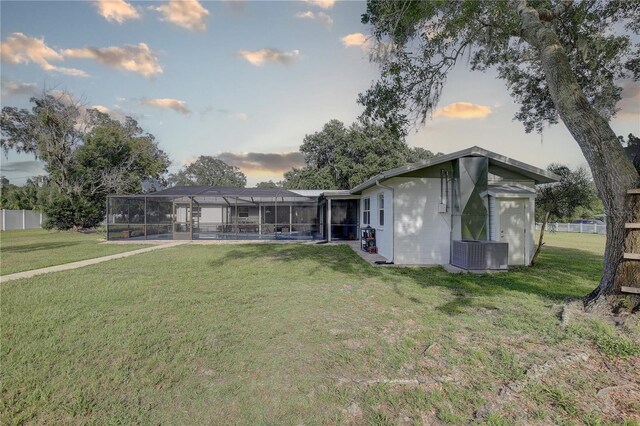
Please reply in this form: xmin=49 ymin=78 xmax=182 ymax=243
xmin=1 ymin=93 xmax=170 ymax=229
xmin=532 ymin=164 xmax=597 ymax=264
xmin=619 ymin=133 xmax=640 ymax=173
xmin=282 ymin=119 xmax=436 ymax=189
xmin=0 ymin=178 xmax=45 ymax=210
xmin=170 ymin=156 xmax=246 ymax=187
xmin=358 ymin=0 xmax=640 ymax=308
xmin=255 ymin=180 xmax=282 ymax=189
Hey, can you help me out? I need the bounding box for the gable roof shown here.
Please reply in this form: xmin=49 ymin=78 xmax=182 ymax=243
xmin=350 ymin=146 xmax=559 ymax=194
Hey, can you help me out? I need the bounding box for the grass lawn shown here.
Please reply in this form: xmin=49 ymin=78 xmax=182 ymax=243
xmin=538 ymin=230 xmax=606 ymax=255
xmin=0 ymin=229 xmax=148 ymax=275
xmin=2 ymin=234 xmax=638 ymax=424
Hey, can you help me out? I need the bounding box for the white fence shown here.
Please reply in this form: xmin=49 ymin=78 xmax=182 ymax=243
xmin=535 ymin=222 xmax=606 ymax=235
xmin=0 ymin=209 xmax=45 ymax=231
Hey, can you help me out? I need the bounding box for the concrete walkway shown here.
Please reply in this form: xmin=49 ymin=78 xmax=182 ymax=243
xmin=341 ymin=240 xmax=389 ymax=265
xmin=0 ymin=242 xmax=185 ymax=283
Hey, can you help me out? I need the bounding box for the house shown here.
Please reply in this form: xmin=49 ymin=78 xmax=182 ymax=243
xmin=107 ymin=146 xmax=558 ymax=267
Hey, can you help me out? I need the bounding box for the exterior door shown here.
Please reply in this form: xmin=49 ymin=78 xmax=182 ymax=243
xmin=498 ymin=199 xmax=526 ymax=265
xmin=173 ymin=202 xmax=192 ymax=240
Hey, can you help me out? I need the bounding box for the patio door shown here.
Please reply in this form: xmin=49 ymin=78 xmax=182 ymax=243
xmin=331 ymin=200 xmax=358 ymax=240
xmin=173 ymin=202 xmax=192 ymax=240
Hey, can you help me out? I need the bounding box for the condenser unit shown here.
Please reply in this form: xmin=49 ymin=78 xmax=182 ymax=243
xmin=451 ymin=240 xmax=508 ymax=270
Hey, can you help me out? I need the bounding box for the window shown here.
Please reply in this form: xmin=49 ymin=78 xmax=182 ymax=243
xmin=363 ymin=198 xmax=370 ymax=225
xmin=378 ymin=193 xmax=385 ymax=226
xmin=238 ymin=206 xmax=249 ymax=218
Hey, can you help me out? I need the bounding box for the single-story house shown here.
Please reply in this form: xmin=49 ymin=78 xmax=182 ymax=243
xmin=107 ymin=146 xmax=558 ymax=268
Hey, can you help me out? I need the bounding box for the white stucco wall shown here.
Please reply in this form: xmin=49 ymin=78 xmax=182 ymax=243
xmin=389 ymin=177 xmax=452 ymax=265
xmin=360 ymin=186 xmax=394 ymax=260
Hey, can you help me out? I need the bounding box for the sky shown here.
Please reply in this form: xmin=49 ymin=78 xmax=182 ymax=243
xmin=1 ymin=0 xmax=639 ymax=186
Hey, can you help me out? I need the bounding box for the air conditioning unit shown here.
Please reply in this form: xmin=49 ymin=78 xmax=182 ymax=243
xmin=452 ymin=240 xmax=508 ymax=270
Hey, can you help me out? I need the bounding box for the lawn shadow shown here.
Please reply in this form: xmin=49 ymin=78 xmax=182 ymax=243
xmin=201 ymin=243 xmax=602 ymax=316
xmin=384 ymin=246 xmax=603 ymax=315
xmin=1 ymin=241 xmax=82 ymax=253
xmin=204 ymin=243 xmax=380 ymax=279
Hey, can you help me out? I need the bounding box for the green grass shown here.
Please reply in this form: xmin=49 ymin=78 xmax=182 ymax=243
xmin=538 ymin=230 xmax=606 ymax=255
xmin=2 ymin=233 xmax=638 ymax=424
xmin=0 ymin=229 xmax=148 ymax=275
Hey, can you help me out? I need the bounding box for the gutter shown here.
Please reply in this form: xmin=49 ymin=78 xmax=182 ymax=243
xmin=375 ymin=180 xmax=395 ymax=264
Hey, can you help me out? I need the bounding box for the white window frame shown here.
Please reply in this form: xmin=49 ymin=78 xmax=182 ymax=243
xmin=363 ymin=197 xmax=370 ymax=225
xmin=378 ymin=193 xmax=385 ymax=227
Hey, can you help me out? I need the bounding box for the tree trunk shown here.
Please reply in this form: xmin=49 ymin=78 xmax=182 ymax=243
xmin=531 ymin=211 xmax=550 ymax=266
xmin=514 ymin=1 xmax=640 ymax=308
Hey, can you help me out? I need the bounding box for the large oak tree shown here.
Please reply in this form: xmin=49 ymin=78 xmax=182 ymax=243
xmin=170 ymin=156 xmax=247 ymax=187
xmin=358 ymin=0 xmax=639 ymax=308
xmin=1 ymin=93 xmax=170 ymax=229
xmin=283 ymin=119 xmax=436 ymax=190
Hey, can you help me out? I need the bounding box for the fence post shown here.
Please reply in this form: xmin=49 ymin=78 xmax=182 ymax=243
xmin=40 ymin=212 xmax=43 ymax=226
xmin=22 ymin=209 xmax=26 ymax=230
xmin=1 ymin=209 xmax=5 ymax=231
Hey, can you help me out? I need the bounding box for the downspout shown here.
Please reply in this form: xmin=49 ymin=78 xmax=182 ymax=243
xmin=375 ymin=180 xmax=394 ymax=263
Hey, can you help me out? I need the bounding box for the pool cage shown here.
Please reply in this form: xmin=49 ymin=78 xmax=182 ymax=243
xmin=106 ymin=186 xmax=324 ymax=241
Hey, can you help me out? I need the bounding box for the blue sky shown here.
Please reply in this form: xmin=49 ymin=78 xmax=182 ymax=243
xmin=1 ymin=0 xmax=638 ymax=186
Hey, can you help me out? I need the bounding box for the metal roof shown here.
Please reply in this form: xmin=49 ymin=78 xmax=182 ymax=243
xmin=110 ymin=186 xmax=318 ymax=199
xmin=482 ymin=184 xmax=537 ymax=198
xmin=288 ymin=189 xmax=326 ymax=197
xmin=350 ymin=146 xmax=559 ymax=194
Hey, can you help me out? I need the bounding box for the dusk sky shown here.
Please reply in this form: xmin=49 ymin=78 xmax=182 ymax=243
xmin=1 ymin=0 xmax=638 ymax=186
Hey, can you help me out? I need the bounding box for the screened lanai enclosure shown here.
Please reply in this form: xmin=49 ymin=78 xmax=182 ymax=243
xmin=106 ymin=186 xmax=329 ymax=241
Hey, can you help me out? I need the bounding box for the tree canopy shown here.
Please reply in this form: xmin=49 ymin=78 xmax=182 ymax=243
xmin=255 ymin=180 xmax=281 ymax=189
xmin=536 ymin=164 xmax=597 ymax=222
xmin=282 ymin=119 xmax=436 ymax=190
xmin=359 ymin=0 xmax=638 ymax=135
xmin=0 ymin=177 xmax=44 ymax=210
xmin=1 ymin=93 xmax=170 ymax=229
xmin=170 ymin=156 xmax=247 ymax=187
xmin=619 ymin=133 xmax=640 ymax=173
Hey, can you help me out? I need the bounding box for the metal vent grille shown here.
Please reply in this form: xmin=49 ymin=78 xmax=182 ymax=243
xmin=452 ymin=240 xmax=508 ymax=270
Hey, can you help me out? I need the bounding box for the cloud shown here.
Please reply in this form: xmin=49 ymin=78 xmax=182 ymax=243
xmin=0 ymin=33 xmax=88 ymax=77
xmin=0 ymin=160 xmax=45 ymax=175
xmin=295 ymin=10 xmax=333 ymax=28
xmin=154 ymin=0 xmax=209 ymax=31
xmin=227 ymin=111 xmax=248 ymax=120
xmin=341 ymin=32 xmax=369 ymax=49
xmin=181 ymin=155 xmax=197 ymax=166
xmin=222 ymin=0 xmax=247 ymax=14
xmin=1 ymin=80 xmax=38 ymax=97
xmin=141 ymin=98 xmax=191 ymax=115
xmin=62 ymin=43 xmax=162 ymax=78
xmin=434 ymin=102 xmax=493 ymax=119
xmin=94 ymin=0 xmax=140 ymax=23
xmin=91 ymin=105 xmax=128 ymax=121
xmin=218 ymin=108 xmax=248 ymax=120
xmin=304 ymin=0 xmax=335 ymax=9
xmin=238 ymin=48 xmax=300 ymax=66
xmin=216 ymin=152 xmax=304 ymax=173
xmin=200 ymin=106 xmax=249 ymax=120
xmin=49 ymin=89 xmax=82 ymax=106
